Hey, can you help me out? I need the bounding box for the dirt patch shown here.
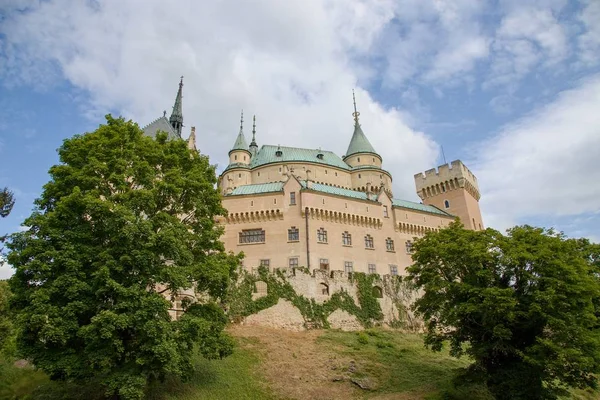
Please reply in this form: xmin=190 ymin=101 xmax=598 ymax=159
xmin=230 ymin=325 xmax=360 ymax=400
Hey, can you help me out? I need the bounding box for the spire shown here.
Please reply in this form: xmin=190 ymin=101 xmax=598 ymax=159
xmin=169 ymin=76 xmax=184 ymax=137
xmin=344 ymin=89 xmax=378 ymax=159
xmin=249 ymin=114 xmax=258 ymax=157
xmin=187 ymin=126 xmax=197 ymax=151
xmin=229 ymin=109 xmax=249 ymax=155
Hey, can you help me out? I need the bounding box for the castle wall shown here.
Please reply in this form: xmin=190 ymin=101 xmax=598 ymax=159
xmin=249 ymin=163 xmax=353 ymax=189
xmin=343 ymin=153 xmax=382 ymax=168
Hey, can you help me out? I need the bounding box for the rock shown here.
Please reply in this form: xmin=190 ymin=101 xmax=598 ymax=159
xmin=351 ymin=377 xmax=377 ymax=391
xmin=348 ymin=360 xmax=357 ymax=373
xmin=13 ymin=359 xmax=30 ymax=368
xmin=331 ymin=376 xmax=345 ymax=382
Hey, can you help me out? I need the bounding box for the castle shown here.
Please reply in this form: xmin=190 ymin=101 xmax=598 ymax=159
xmin=144 ymin=79 xmax=484 ymax=277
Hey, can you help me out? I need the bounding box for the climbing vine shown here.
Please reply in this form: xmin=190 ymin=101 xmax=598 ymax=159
xmin=225 ymin=267 xmax=386 ymax=329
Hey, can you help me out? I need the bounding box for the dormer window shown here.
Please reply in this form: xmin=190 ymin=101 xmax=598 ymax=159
xmin=317 ymin=153 xmax=324 ymax=160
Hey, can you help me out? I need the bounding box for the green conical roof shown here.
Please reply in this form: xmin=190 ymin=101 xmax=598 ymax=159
xmin=345 ymin=122 xmax=377 ymax=157
xmin=231 ymin=130 xmax=249 ymax=152
xmin=229 ymin=110 xmax=249 ymax=154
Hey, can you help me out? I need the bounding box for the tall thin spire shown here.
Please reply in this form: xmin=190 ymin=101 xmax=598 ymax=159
xmin=240 ymin=109 xmax=244 ymax=132
xmin=230 ymin=109 xmax=249 ymax=155
xmin=352 ymin=89 xmax=360 ymax=126
xmin=249 ymin=114 xmax=258 ymax=157
xmin=169 ymin=76 xmax=184 ymax=137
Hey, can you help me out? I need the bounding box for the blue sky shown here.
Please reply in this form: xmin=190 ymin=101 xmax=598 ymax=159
xmin=1 ymin=0 xmax=599 ymax=277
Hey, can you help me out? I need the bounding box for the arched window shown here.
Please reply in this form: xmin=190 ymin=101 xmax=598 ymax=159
xmin=320 ymin=283 xmax=329 ymax=296
xmin=372 ymin=286 xmax=383 ymax=298
xmin=444 ymin=200 xmax=450 ymax=208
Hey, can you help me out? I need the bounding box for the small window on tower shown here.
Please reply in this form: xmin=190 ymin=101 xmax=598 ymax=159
xmin=235 ymin=155 xmax=238 ymax=160
xmin=357 ymin=157 xmax=361 ymax=162
xmin=238 ymin=173 xmax=241 ymax=178
xmin=290 ymin=192 xmax=296 ymax=205
xmin=444 ymin=200 xmax=450 ymax=208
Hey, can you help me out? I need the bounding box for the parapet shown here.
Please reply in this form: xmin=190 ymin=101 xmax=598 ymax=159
xmin=414 ymin=160 xmax=480 ymax=200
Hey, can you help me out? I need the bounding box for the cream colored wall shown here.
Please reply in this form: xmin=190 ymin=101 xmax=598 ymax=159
xmin=343 ymin=153 xmax=382 ymax=168
xmin=219 ymin=168 xmax=252 ymax=195
xmin=350 ymin=169 xmax=392 ymax=193
xmin=425 ymin=189 xmax=484 ymax=230
xmin=229 ymin=150 xmax=251 ymax=165
xmin=250 ymin=163 xmax=353 ymax=189
xmin=220 ymin=179 xmax=455 ymax=277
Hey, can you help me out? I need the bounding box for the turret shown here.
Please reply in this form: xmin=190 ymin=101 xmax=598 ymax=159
xmin=222 ymin=111 xmax=251 ymax=195
xmin=414 ymin=160 xmax=484 ymax=230
xmin=228 ymin=110 xmax=251 ymax=164
xmin=169 ymin=77 xmax=184 ymax=137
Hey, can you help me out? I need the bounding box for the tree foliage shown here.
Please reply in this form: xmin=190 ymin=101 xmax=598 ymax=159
xmin=408 ymin=222 xmax=600 ymax=400
xmin=7 ymin=116 xmax=239 ymax=399
xmin=0 ymin=187 xmax=15 ymax=218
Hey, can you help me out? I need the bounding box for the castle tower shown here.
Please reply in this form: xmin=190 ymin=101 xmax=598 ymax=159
xmin=221 ymin=111 xmax=252 ymax=194
xmin=414 ymin=160 xmax=484 ymax=230
xmin=169 ymin=77 xmax=184 ymax=137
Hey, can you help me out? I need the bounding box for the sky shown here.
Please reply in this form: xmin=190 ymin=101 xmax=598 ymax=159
xmin=0 ymin=0 xmax=599 ymax=278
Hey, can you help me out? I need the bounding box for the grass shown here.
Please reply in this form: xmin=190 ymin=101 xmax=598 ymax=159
xmin=317 ymin=328 xmax=491 ymax=399
xmin=0 ymin=337 xmax=274 ymax=400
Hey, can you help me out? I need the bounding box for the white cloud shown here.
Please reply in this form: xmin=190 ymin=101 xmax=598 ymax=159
xmin=475 ymin=74 xmax=600 ymax=232
xmin=0 ymin=0 xmax=438 ymax=198
xmin=577 ymin=0 xmax=600 ymax=67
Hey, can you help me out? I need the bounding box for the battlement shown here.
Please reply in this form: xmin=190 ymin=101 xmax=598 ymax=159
xmin=414 ymin=160 xmax=480 ymax=201
xmin=414 ymin=160 xmax=479 ymax=190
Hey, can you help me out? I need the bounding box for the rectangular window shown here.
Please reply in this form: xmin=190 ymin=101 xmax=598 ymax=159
xmin=344 ymin=261 xmax=353 ymax=273
xmin=319 ymin=258 xmax=330 ymax=271
xmin=383 ymin=205 xmax=389 ymax=218
xmin=239 ymin=229 xmax=265 ymax=244
xmin=386 ymin=238 xmax=395 ymax=252
xmin=364 ymin=235 xmax=374 ymax=249
xmin=289 ymin=257 xmax=299 ymax=268
xmin=317 ymin=228 xmax=328 ymax=243
xmin=290 ymin=192 xmax=296 ymax=205
xmin=259 ymin=259 xmax=270 ymax=270
xmin=390 ymin=265 xmax=398 ymax=276
xmin=368 ymin=264 xmax=376 ymax=274
xmin=288 ymin=227 xmax=299 ymax=242
xmin=342 ymin=232 xmax=352 ymax=246
xmin=405 ymin=240 xmax=414 ymax=254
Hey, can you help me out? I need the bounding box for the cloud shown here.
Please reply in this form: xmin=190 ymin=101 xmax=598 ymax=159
xmin=0 ymin=0 xmax=439 ymax=198
xmin=475 ymin=74 xmax=600 ymax=233
xmin=577 ymin=0 xmax=600 ymax=67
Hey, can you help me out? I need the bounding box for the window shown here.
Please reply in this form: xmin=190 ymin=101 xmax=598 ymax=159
xmin=358 ymin=174 xmax=362 ymax=179
xmin=444 ymin=200 xmax=450 ymax=209
xmin=260 ymin=259 xmax=270 ymax=270
xmin=344 ymin=261 xmax=353 ymax=273
xmin=357 ymin=157 xmax=361 ymax=162
xmin=239 ymin=229 xmax=265 ymax=244
xmin=473 ymin=218 xmax=476 ymax=229
xmin=288 ymin=227 xmax=299 ymax=242
xmin=238 ymin=173 xmax=241 ymax=178
xmin=372 ymin=157 xmax=375 ymax=163
xmin=342 ymin=231 xmax=352 ymax=246
xmin=386 ymin=238 xmax=395 ymax=252
xmin=319 ymin=258 xmax=330 ymax=271
xmin=317 ymin=228 xmax=328 ymax=243
xmin=244 ymin=156 xmax=246 ymax=161
xmin=289 ymin=257 xmax=299 ymax=268
xmin=390 ymin=265 xmax=398 ymax=276
xmin=322 ymin=198 xmax=325 ymax=204
xmin=368 ymin=264 xmax=376 ymax=274
xmin=320 ymin=283 xmax=329 ymax=295
xmin=290 ymin=192 xmax=296 ymax=205
xmin=274 ymin=198 xmax=277 ymax=204
xmin=364 ymin=234 xmax=374 ymax=249
xmin=235 ymin=155 xmax=238 ymax=160
xmin=405 ymin=240 xmax=414 ymax=254
xmin=258 ymin=172 xmax=260 ymax=176
xmin=251 ymin=200 xmax=254 ymax=207
xmin=383 ymin=205 xmax=389 ymax=218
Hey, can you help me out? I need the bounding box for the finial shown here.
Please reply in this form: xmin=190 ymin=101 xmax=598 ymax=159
xmin=180 ymin=76 xmax=184 ymax=85
xmin=352 ymin=89 xmax=360 ymax=125
xmin=240 ymin=110 xmax=244 ymax=131
xmin=252 ymin=115 xmax=256 ymax=140
xmin=163 ymin=110 xmax=166 ymax=117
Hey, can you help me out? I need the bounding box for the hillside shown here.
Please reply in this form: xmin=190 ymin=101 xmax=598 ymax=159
xmin=1 ymin=325 xmax=598 ymax=400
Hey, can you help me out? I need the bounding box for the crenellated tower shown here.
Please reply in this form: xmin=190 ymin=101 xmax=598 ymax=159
xmin=414 ymin=160 xmax=484 ymax=230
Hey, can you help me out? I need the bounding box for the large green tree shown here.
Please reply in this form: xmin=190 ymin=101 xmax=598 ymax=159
xmin=408 ymin=222 xmax=600 ymax=400
xmin=8 ymin=116 xmax=239 ymax=399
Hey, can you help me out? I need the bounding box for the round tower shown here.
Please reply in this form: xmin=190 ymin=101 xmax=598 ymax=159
xmin=414 ymin=160 xmax=484 ymax=230
xmin=221 ymin=111 xmax=252 ymax=195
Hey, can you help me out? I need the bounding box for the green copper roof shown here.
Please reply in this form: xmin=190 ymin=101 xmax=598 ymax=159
xmin=230 ymin=130 xmax=249 ymax=153
xmin=345 ymin=123 xmax=378 ymax=158
xmin=392 ymin=199 xmax=452 ymax=216
xmin=250 ymin=145 xmax=351 ymax=170
xmin=301 ymin=181 xmax=373 ymax=201
xmin=223 ymin=162 xmax=251 ymax=172
xmin=227 ymin=182 xmax=284 ymax=196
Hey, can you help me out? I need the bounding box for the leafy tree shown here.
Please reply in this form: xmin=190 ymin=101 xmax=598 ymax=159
xmin=8 ymin=116 xmax=239 ymax=399
xmin=0 ymin=280 xmax=15 ymax=357
xmin=408 ymin=222 xmax=600 ymax=400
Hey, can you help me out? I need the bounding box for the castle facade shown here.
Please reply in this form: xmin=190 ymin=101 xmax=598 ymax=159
xmin=144 ymin=81 xmax=484 ymax=278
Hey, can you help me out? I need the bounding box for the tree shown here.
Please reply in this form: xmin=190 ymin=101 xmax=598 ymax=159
xmin=0 ymin=187 xmax=15 ymax=218
xmin=8 ymin=116 xmax=239 ymax=399
xmin=408 ymin=222 xmax=600 ymax=400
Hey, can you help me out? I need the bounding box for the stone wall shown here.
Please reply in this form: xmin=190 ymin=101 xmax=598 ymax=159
xmin=235 ymin=268 xmax=420 ymax=332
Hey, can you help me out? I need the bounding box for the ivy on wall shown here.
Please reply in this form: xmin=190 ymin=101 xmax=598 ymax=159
xmin=225 ymin=267 xmax=403 ymax=329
